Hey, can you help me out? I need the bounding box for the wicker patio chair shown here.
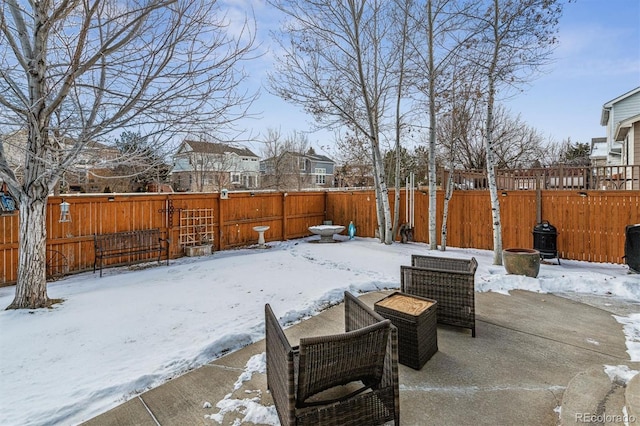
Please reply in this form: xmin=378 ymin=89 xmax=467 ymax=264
xmin=265 ymin=291 xmax=399 ymax=426
xmin=401 ymin=255 xmax=478 ymax=337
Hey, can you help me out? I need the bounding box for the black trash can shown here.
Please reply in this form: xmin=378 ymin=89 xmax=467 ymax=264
xmin=533 ymin=221 xmax=560 ymax=265
xmin=625 ymin=224 xmax=640 ymax=273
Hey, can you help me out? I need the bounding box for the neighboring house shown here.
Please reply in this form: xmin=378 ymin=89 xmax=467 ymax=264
xmin=1 ymin=129 xmax=122 ymax=193
xmin=600 ymin=86 xmax=640 ymax=166
xmin=589 ymin=137 xmax=608 ymax=167
xmin=171 ymin=140 xmax=260 ymax=192
xmin=1 ymin=130 xmax=26 ymax=182
xmin=260 ymin=150 xmax=335 ymax=190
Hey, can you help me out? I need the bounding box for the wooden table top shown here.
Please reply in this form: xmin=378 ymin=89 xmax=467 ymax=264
xmin=376 ymin=293 xmax=434 ymax=316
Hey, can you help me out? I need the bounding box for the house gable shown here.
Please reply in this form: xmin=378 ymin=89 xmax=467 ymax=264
xmin=170 ymin=139 xmax=260 ymax=191
xmin=600 ymin=87 xmax=640 ymax=166
xmin=259 ymin=150 xmax=336 ymax=189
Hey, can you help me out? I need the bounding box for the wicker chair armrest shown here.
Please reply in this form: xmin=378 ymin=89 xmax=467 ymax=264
xmin=343 ymin=292 xmax=399 ymax=413
xmin=265 ymin=304 xmax=296 ymax=426
xmin=344 ymin=291 xmax=387 ymax=331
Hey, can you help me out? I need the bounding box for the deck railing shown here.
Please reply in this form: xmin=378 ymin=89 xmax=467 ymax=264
xmin=445 ymin=165 xmax=640 ymax=191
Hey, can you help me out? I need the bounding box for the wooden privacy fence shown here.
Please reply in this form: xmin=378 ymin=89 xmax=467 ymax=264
xmin=1 ymin=189 xmax=638 ymax=286
xmin=325 ymin=189 xmax=640 ymax=264
xmin=0 ymin=191 xmax=326 ymax=285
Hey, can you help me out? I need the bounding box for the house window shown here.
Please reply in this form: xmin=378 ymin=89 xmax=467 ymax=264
xmin=231 ymin=173 xmax=241 ymax=183
xmin=299 ymin=157 xmax=306 ymax=171
xmin=315 ymin=168 xmax=326 ymax=184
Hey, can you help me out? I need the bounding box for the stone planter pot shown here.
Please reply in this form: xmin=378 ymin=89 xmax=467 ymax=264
xmin=184 ymin=245 xmax=212 ymax=257
xmin=502 ymin=248 xmax=540 ymax=278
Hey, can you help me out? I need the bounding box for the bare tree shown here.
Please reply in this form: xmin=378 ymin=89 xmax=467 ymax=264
xmin=439 ymin=104 xmax=549 ymax=170
xmin=463 ymin=0 xmax=563 ymax=264
xmin=191 ymin=148 xmax=234 ymax=193
xmin=435 ymin=60 xmax=484 ymax=250
xmin=0 ymin=0 xmax=256 ymax=309
xmin=260 ymin=129 xmax=310 ymax=191
xmin=268 ymin=0 xmax=409 ymax=244
xmin=489 ymin=107 xmax=550 ymax=168
xmin=333 ymin=129 xmax=374 ymax=188
xmin=390 ymin=0 xmax=412 ymax=240
xmin=406 ymin=0 xmax=472 ymax=250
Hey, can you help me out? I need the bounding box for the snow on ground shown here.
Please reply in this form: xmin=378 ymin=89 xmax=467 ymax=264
xmin=1 ymin=236 xmax=639 ymax=425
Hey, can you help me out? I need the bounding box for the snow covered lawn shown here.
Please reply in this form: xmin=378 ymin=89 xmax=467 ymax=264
xmin=1 ymin=237 xmax=639 ymax=425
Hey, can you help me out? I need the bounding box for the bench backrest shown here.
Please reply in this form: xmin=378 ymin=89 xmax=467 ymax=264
xmin=95 ymin=229 xmax=162 ymax=253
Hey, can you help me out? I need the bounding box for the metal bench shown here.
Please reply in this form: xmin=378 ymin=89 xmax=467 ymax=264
xmin=94 ymin=229 xmax=169 ymax=277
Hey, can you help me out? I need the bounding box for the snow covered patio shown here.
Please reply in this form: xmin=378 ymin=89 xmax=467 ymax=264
xmin=84 ymin=289 xmax=640 ymax=426
xmin=1 ymin=237 xmax=639 ymax=425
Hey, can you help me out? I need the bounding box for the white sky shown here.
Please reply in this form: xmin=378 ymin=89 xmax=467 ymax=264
xmin=1 ymin=237 xmax=639 ymax=425
xmin=225 ymin=0 xmax=640 ymax=155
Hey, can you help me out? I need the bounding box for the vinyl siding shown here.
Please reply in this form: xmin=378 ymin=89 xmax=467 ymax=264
xmin=634 ymin=122 xmax=640 ymax=165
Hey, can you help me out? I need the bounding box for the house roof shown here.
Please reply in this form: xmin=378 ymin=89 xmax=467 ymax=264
xmin=260 ymin=151 xmax=335 ymax=164
xmin=307 ymin=153 xmax=334 ymax=163
xmin=614 ymin=112 xmax=640 ymax=141
xmin=600 ymin=86 xmax=640 ymax=126
xmin=589 ymin=140 xmax=608 ymax=159
xmin=288 ymin=151 xmax=335 ymax=163
xmin=182 ymin=140 xmax=258 ymax=158
xmin=2 ymin=129 xmax=119 ymax=169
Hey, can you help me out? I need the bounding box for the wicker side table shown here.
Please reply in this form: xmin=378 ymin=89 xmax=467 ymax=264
xmin=374 ymin=292 xmax=438 ymax=370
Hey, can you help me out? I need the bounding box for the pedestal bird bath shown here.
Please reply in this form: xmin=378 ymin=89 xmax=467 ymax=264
xmin=308 ymin=225 xmax=345 ymax=243
xmin=253 ymin=226 xmax=270 ymax=248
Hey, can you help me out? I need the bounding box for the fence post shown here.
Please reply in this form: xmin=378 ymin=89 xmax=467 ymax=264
xmin=282 ymin=192 xmax=288 ymax=241
xmin=217 ymin=194 xmax=225 ymax=251
xmin=536 ymin=175 xmax=542 ymax=224
xmin=324 ymin=191 xmax=328 ymax=221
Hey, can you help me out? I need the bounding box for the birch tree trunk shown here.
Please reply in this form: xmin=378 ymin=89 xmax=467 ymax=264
xmin=471 ymin=0 xmax=562 ymax=264
xmin=268 ymin=0 xmax=405 ymax=245
xmin=409 ymin=0 xmax=470 ymax=250
xmin=351 ymin=1 xmax=393 ymax=245
xmin=392 ymin=0 xmax=410 ymax=241
xmin=392 ymin=146 xmax=401 ymax=241
xmin=426 ymin=0 xmax=438 ymax=250
xmin=371 ymin=139 xmax=393 ymax=243
xmin=440 ymin=152 xmax=455 ymax=251
xmin=485 ymin=105 xmax=503 ymax=264
xmin=485 ymin=22 xmax=503 ymax=265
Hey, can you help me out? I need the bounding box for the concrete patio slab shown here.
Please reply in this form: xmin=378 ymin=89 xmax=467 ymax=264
xmin=81 ymin=396 xmax=158 ymax=426
xmin=82 ymin=290 xmax=637 ymax=426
